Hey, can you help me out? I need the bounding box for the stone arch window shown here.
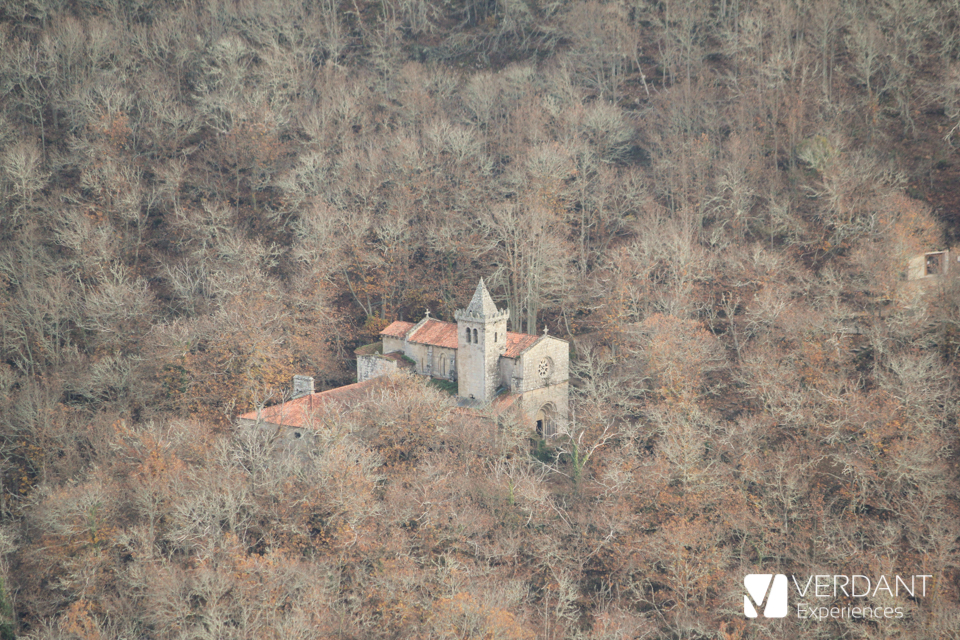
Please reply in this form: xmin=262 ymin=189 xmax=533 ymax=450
xmin=494 ymin=332 xmax=498 ymax=342
xmin=535 ymin=403 xmax=557 ymax=438
xmin=473 ymin=328 xmax=478 ymax=342
xmin=465 ymin=327 xmax=471 ymax=343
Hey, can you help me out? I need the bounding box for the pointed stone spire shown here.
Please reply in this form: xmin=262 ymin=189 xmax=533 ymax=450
xmin=465 ymin=278 xmax=499 ymax=317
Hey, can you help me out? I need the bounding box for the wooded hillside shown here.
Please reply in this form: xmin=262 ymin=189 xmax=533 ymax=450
xmin=1 ymin=0 xmax=959 ymax=637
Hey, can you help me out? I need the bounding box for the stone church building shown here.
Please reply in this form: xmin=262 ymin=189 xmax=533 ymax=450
xmin=358 ymin=279 xmax=569 ymax=437
xmin=239 ymin=279 xmax=568 ymax=439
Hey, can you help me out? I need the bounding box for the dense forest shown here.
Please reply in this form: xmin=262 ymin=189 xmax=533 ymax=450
xmin=1 ymin=0 xmax=960 ymax=637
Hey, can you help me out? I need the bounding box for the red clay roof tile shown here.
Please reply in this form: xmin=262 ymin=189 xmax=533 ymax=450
xmin=408 ymin=319 xmax=459 ymax=349
xmin=503 ymin=332 xmax=539 ymax=358
xmin=238 ymin=378 xmax=386 ymax=428
xmin=380 ymin=319 xmax=539 ymax=357
xmin=380 ymin=321 xmax=415 ymax=338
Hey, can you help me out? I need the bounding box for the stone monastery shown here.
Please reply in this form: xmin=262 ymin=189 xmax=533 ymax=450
xmin=239 ymin=279 xmax=568 ymax=439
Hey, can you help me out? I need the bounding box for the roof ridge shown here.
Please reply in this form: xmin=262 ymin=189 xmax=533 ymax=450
xmin=407 ymin=318 xmax=459 ymax=349
xmin=380 ymin=320 xmax=415 ymax=339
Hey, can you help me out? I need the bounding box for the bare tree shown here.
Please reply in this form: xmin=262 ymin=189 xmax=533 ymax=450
xmin=0 ymin=140 xmax=47 ymax=225
xmin=483 ymin=200 xmax=570 ymax=334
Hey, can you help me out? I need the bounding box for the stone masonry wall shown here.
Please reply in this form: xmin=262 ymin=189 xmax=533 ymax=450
xmin=357 ymin=354 xmax=398 ymax=383
xmin=519 ymin=382 xmax=570 ymax=434
xmin=456 ymin=316 xmax=507 ymax=401
xmin=404 ymin=342 xmax=430 ymax=374
xmin=499 ymin=357 xmax=517 ymax=392
xmin=382 ymin=336 xmax=405 ymax=354
xmin=517 ymin=337 xmax=569 ymax=393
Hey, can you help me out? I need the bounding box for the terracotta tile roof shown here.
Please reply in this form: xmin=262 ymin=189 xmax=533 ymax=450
xmin=238 ymin=378 xmax=386 ymax=429
xmin=453 ymin=392 xmax=519 ymax=415
xmin=382 ymin=351 xmax=416 ymax=370
xmin=354 ymin=341 xmax=383 ymax=356
xmin=503 ymin=332 xmax=539 ymax=358
xmin=380 ymin=321 xmax=415 ymax=338
xmin=408 ymin=319 xmax=458 ymax=349
xmin=381 ymin=318 xmax=539 ymax=356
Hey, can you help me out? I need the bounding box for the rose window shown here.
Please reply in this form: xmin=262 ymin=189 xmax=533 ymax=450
xmin=538 ymin=358 xmax=551 ymax=379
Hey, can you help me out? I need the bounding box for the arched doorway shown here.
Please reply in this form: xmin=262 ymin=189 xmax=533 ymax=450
xmin=535 ymin=403 xmax=557 ymax=438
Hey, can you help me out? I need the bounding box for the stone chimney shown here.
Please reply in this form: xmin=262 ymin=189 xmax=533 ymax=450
xmin=292 ymin=375 xmax=314 ymax=399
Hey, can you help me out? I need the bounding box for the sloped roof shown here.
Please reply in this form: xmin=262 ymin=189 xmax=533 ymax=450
xmin=381 ymin=351 xmax=416 ymax=369
xmin=238 ymin=378 xmax=385 ymax=429
xmin=381 ymin=321 xmax=415 ymax=338
xmin=493 ymin=393 xmax=519 ymax=409
xmin=454 ymin=391 xmax=519 ymax=413
xmin=354 ymin=342 xmax=383 ymax=356
xmin=378 ymin=314 xmax=541 ymax=358
xmin=465 ymin=278 xmax=499 ymax=317
xmin=408 ymin=319 xmax=458 ymax=349
xmin=503 ymin=332 xmax=540 ymax=358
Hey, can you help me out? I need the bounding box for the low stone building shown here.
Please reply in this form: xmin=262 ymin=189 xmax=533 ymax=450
xmin=353 ymin=345 xmax=414 ymax=382
xmin=236 ymin=377 xmax=392 ymax=448
xmin=240 ymin=279 xmax=569 ymax=439
xmin=907 ymin=249 xmax=960 ymax=282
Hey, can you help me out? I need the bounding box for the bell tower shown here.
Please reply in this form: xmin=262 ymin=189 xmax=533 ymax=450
xmin=455 ymin=279 xmax=508 ymax=402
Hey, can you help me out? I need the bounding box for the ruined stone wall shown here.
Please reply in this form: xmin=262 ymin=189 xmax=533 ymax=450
xmin=357 ymin=354 xmax=398 ymax=382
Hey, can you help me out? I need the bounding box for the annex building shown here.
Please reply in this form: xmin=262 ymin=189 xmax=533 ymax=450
xmin=239 ymin=279 xmax=569 ymax=440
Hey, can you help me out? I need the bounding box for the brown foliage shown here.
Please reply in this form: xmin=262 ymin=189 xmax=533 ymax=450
xmin=3 ymin=0 xmax=960 ymax=637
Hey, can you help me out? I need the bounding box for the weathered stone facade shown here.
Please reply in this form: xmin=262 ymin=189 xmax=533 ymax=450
xmin=355 ymin=344 xmax=414 ymax=383
xmin=455 ymin=281 xmax=509 ymax=401
xmin=506 ymin=334 xmax=570 ymax=437
xmin=292 ymin=375 xmax=315 ymax=398
xmin=907 ymin=249 xmax=960 ymax=282
xmin=357 ymin=353 xmax=398 ymax=383
xmin=517 ymin=383 xmax=569 ymax=438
